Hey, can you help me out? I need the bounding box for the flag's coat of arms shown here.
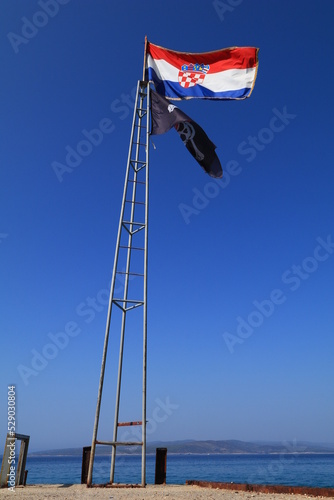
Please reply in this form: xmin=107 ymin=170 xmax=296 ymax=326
xmin=178 ymin=62 xmax=210 ymax=88
xmin=178 ymin=71 xmax=205 ymax=88
xmin=146 ymin=42 xmax=259 ymax=100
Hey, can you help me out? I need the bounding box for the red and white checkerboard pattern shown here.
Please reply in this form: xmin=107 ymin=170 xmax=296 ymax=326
xmin=178 ymin=71 xmax=205 ymax=88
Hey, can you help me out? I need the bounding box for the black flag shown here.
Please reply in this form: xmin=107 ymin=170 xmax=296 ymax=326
xmin=150 ymin=90 xmax=222 ymax=178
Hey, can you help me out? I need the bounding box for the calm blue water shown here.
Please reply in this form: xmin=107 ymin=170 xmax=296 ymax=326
xmin=20 ymin=454 xmax=334 ymax=487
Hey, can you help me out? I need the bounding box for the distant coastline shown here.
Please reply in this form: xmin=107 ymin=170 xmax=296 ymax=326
xmin=28 ymin=439 xmax=334 ymax=457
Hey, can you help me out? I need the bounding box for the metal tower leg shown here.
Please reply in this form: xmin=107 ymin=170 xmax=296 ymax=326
xmin=87 ymin=80 xmax=150 ymax=487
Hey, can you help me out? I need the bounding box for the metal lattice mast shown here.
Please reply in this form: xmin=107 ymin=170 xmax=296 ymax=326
xmin=87 ymin=79 xmax=150 ymax=487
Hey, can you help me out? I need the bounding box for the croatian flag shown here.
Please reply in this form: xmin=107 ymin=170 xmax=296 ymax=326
xmin=146 ymin=42 xmax=259 ymax=100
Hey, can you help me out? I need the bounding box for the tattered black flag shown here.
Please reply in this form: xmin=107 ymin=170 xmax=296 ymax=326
xmin=150 ymin=90 xmax=222 ymax=178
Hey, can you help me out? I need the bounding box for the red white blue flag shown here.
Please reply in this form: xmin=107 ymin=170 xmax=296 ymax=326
xmin=146 ymin=42 xmax=259 ymax=100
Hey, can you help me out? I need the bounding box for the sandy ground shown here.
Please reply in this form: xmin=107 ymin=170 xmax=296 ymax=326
xmin=0 ymin=484 xmax=325 ymax=500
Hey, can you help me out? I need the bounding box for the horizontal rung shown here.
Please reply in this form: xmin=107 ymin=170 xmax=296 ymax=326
xmin=113 ymin=299 xmax=144 ymax=304
xmin=125 ymin=200 xmax=145 ymax=205
xmin=122 ymin=221 xmax=145 ymax=226
xmin=118 ymin=421 xmax=142 ymax=427
xmin=119 ymin=245 xmax=144 ymax=251
xmin=128 ymin=179 xmax=146 ymax=185
xmin=116 ymin=271 xmax=144 ymax=277
xmin=130 ymin=159 xmax=146 ymax=164
xmin=96 ymin=440 xmax=143 ymax=447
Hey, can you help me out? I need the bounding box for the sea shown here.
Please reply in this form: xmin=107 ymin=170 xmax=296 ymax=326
xmin=19 ymin=454 xmax=334 ymax=487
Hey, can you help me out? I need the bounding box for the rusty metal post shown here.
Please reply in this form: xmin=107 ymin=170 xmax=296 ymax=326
xmin=81 ymin=446 xmax=91 ymax=484
xmin=16 ymin=435 xmax=29 ymax=486
xmin=1 ymin=433 xmax=29 ymax=488
xmin=155 ymin=448 xmax=167 ymax=485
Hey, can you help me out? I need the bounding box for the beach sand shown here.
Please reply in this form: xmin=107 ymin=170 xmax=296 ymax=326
xmin=0 ymin=484 xmax=326 ymax=500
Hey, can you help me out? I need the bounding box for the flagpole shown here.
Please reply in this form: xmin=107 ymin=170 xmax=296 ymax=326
xmin=142 ymin=35 xmax=148 ymax=81
xmin=87 ymin=79 xmax=150 ymax=487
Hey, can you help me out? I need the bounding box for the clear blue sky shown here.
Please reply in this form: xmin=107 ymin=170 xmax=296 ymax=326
xmin=1 ymin=0 xmax=334 ymax=452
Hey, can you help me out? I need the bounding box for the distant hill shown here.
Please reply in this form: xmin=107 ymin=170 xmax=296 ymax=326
xmin=29 ymin=439 xmax=334 ymax=457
